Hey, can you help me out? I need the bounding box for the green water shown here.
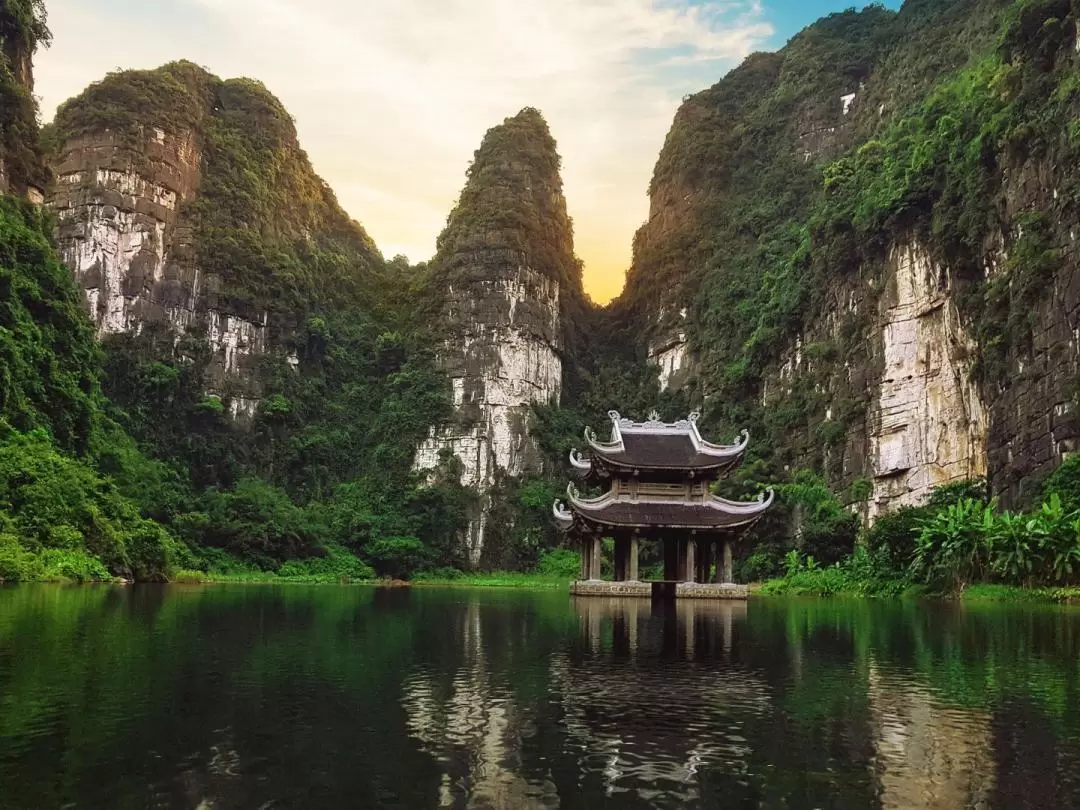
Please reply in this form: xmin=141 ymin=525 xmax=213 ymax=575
xmin=1 ymin=586 xmax=1080 ymax=809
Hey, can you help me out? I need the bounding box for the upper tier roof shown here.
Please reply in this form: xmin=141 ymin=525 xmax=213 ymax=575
xmin=569 ymin=411 xmax=748 ymax=476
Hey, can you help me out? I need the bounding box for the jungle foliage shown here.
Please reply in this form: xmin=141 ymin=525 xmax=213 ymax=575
xmin=764 ymin=468 xmax=1080 ymax=596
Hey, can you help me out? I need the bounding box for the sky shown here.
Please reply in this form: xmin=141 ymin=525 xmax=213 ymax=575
xmin=33 ymin=0 xmax=900 ymax=304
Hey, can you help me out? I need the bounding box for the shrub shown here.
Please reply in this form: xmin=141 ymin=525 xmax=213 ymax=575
xmin=276 ymin=543 xmax=375 ymax=582
xmin=0 ymin=428 xmax=175 ymax=579
xmin=738 ymin=547 xmax=783 ymax=581
xmin=365 ymin=536 xmax=429 ymax=579
xmin=912 ymin=498 xmax=993 ymax=590
xmin=535 ymin=548 xmax=580 ymax=578
xmin=864 ymin=505 xmax=932 ymax=567
xmin=39 ymin=548 xmax=111 ymax=582
xmin=0 ymin=532 xmax=43 ymax=582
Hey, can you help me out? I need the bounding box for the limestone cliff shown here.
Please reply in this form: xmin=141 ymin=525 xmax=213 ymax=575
xmin=616 ymin=0 xmax=1080 ymax=513
xmin=414 ymin=108 xmax=585 ymax=566
xmin=47 ymin=61 xmax=384 ymax=418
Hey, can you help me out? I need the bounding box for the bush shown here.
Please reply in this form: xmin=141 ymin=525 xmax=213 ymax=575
xmin=39 ymin=548 xmax=111 ymax=582
xmin=194 ymin=478 xmax=322 ymax=566
xmin=780 ymin=470 xmax=859 ymax=565
xmin=276 ymin=543 xmax=375 ymax=582
xmin=535 ymin=547 xmax=580 ymax=578
xmin=0 ymin=532 xmax=43 ymax=582
xmin=738 ymin=547 xmax=783 ymax=581
xmin=365 ymin=536 xmax=429 ymax=579
xmin=912 ymin=498 xmax=992 ymax=591
xmin=864 ymin=505 xmax=932 ymax=567
xmin=0 ymin=428 xmax=175 ymax=579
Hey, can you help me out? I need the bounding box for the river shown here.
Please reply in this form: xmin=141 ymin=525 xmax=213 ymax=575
xmin=1 ymin=585 xmax=1079 ymax=808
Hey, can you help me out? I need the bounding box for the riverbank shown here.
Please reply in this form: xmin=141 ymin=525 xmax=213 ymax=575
xmin=758 ymin=575 xmax=1080 ymax=604
xmin=163 ymin=569 xmax=571 ymax=588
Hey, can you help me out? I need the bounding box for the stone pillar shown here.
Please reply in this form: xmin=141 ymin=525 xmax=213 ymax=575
xmin=685 ymin=538 xmax=697 ymax=584
xmin=629 ymin=535 xmax=640 ymax=581
xmin=592 ymin=536 xmax=603 ymax=581
xmin=722 ymin=539 xmax=733 ymax=584
xmin=713 ymin=540 xmax=723 ymax=584
xmin=614 ymin=536 xmax=629 ymax=582
xmin=580 ymin=537 xmax=590 ymax=581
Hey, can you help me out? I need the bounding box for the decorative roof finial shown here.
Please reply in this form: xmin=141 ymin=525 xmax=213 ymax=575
xmin=647 ymin=409 xmax=661 ymax=423
xmin=688 ymin=410 xmax=701 ymax=423
xmin=607 ymin=410 xmax=621 ymax=422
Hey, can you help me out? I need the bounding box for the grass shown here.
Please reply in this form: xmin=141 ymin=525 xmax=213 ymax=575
xmin=169 ymin=568 xmax=375 ymax=585
xmin=960 ymin=584 xmax=1080 ymax=604
xmin=168 ymin=568 xmax=572 ymax=588
xmin=756 ymin=576 xmax=1080 ymax=604
xmin=412 ymin=571 xmax=571 ymax=589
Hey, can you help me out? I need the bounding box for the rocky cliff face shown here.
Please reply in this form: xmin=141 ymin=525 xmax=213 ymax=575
xmin=617 ymin=0 xmax=1080 ymax=514
xmin=414 ymin=108 xmax=584 ymax=566
xmin=49 ymin=128 xmax=267 ymax=417
xmin=47 ymin=62 xmax=383 ymax=419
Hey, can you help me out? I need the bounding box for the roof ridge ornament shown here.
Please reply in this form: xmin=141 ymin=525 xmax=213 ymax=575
xmin=647 ymin=409 xmax=661 ymax=422
xmin=569 ymin=448 xmax=592 ymax=473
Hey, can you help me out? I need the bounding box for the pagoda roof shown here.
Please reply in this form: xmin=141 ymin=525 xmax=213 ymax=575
xmin=569 ymin=411 xmax=748 ymax=476
xmin=553 ymin=484 xmax=774 ymax=532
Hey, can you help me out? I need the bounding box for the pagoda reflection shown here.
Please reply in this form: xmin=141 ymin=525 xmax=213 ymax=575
xmin=551 ymin=597 xmax=771 ymax=802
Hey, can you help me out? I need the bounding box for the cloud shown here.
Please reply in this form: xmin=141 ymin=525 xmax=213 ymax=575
xmin=34 ymin=0 xmax=773 ymax=303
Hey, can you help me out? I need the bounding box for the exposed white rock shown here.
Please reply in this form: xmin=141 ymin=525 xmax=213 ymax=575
xmin=648 ymin=307 xmax=690 ymax=391
xmin=206 ymin=311 xmax=267 ymax=375
xmin=652 ymin=334 xmax=688 ymax=391
xmin=227 ymin=395 xmax=260 ymax=421
xmin=867 ymin=242 xmax=989 ymax=520
xmin=413 ymin=263 xmax=562 ymax=564
xmin=53 ymin=138 xmax=276 ymax=418
xmin=841 ymin=92 xmax=856 ymax=115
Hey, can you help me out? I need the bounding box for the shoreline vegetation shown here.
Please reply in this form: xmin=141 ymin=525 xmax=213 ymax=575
xmin=14 ymin=571 xmax=1080 ymax=605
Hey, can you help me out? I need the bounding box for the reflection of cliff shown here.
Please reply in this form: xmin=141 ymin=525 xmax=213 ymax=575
xmin=553 ymin=599 xmax=770 ymax=801
xmin=867 ymin=662 xmax=995 ymax=809
xmin=401 ymin=601 xmax=559 ymax=809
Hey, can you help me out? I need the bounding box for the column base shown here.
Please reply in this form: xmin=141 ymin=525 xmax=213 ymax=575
xmin=570 ymin=581 xmax=748 ymax=599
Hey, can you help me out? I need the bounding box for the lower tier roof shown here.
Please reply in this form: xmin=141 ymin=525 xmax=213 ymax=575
xmin=553 ymin=486 xmax=774 ymax=532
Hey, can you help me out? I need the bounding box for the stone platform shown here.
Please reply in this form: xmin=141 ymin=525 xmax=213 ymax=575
xmin=569 ymin=580 xmax=748 ymax=600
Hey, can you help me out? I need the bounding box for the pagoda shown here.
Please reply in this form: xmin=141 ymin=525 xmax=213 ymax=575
xmin=553 ymin=410 xmax=773 ymax=599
